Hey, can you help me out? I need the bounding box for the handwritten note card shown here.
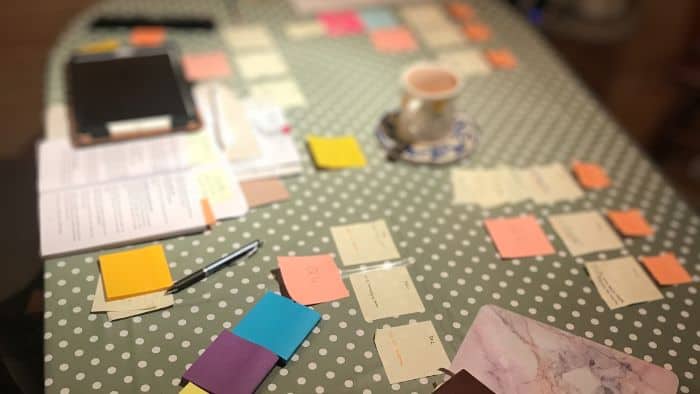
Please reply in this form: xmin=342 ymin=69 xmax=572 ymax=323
xmin=278 ymin=254 xmax=349 ymax=305
xmin=549 ymin=211 xmax=623 ymax=256
xmin=375 ymin=321 xmax=450 ymax=384
xmin=331 ymin=219 xmax=400 ymax=266
xmin=484 ymin=215 xmax=555 ymax=258
xmin=222 ymin=25 xmax=274 ymax=50
xmin=236 ymin=52 xmax=288 ymax=80
xmin=585 ymin=257 xmax=663 ymax=309
xmin=350 ymin=266 xmax=424 ymax=322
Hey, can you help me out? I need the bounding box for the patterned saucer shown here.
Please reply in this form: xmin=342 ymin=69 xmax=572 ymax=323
xmin=376 ymin=111 xmax=479 ymax=164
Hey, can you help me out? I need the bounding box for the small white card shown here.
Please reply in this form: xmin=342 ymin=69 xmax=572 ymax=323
xmin=585 ymin=257 xmax=663 ymax=309
xmin=349 ymin=266 xmax=424 ymax=322
xmin=236 ymin=52 xmax=289 ymax=80
xmin=549 ymin=210 xmax=623 ymax=256
xmin=331 ymin=219 xmax=400 ymax=266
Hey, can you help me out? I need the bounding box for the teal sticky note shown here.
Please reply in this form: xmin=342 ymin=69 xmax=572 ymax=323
xmin=233 ymin=292 xmax=320 ymax=361
xmin=360 ymin=8 xmax=398 ymax=30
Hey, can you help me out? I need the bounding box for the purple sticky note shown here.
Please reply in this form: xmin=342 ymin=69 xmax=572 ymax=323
xmin=183 ymin=330 xmax=277 ymax=394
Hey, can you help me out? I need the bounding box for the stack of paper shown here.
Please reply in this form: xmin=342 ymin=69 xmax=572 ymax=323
xmin=38 ymin=130 xmax=249 ymax=257
xmin=192 ymin=83 xmax=302 ymax=181
xmin=91 ymin=245 xmax=174 ymax=321
xmin=452 ymin=163 xmax=584 ymax=207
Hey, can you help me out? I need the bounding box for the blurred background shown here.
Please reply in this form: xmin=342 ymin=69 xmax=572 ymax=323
xmin=0 ymin=0 xmax=698 ymax=392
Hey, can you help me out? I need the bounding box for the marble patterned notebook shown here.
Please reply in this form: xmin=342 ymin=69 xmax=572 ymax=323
xmin=450 ymin=305 xmax=678 ymax=394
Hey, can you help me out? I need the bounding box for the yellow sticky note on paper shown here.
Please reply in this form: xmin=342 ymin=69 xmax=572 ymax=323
xmin=306 ymin=135 xmax=367 ymax=169
xmin=180 ymin=382 xmax=208 ymax=394
xmin=78 ymin=39 xmax=120 ymax=54
xmin=195 ymin=167 xmax=234 ymax=204
xmin=99 ymin=245 xmax=173 ymax=301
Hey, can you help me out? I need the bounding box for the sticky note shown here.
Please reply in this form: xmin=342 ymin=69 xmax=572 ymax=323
xmin=285 ymin=21 xmax=325 ymax=40
xmin=183 ymin=330 xmax=277 ymax=394
xmin=78 ymin=39 xmax=120 ymax=54
xmin=417 ymin=25 xmax=465 ymax=48
xmin=400 ymin=4 xmax=450 ymax=27
xmin=278 ymin=254 xmax=349 ymax=305
xmin=91 ymin=277 xmax=173 ymax=313
xmin=447 ymin=2 xmax=476 ymax=22
xmin=233 ymin=292 xmax=320 ymax=361
xmin=222 ymin=25 xmax=274 ymax=50
xmin=306 ymin=135 xmax=367 ymax=169
xmin=585 ymin=257 xmax=663 ymax=309
xmin=236 ymin=52 xmax=288 ymax=80
xmin=641 ymin=253 xmax=692 ymax=286
xmin=179 ymin=383 xmax=207 ymax=394
xmin=434 ymin=370 xmax=495 ymax=394
xmin=129 ymin=26 xmax=166 ymax=47
xmin=181 ymin=52 xmax=232 ymax=81
xmin=371 ymin=27 xmax=418 ymax=53
xmin=350 ymin=266 xmax=424 ymax=322
xmin=525 ymin=163 xmax=584 ymax=204
xmin=98 ymin=244 xmax=173 ymax=300
xmin=607 ymin=209 xmax=654 ymax=237
xmin=318 ymin=10 xmax=365 ymax=37
xmin=486 ymin=48 xmax=518 ymax=69
xmin=438 ymin=49 xmax=491 ymax=77
xmin=250 ymin=79 xmax=307 ymax=109
xmin=375 ymin=321 xmax=450 ymax=384
xmin=484 ymin=216 xmax=555 ymax=259
xmin=241 ymin=178 xmax=290 ymax=208
xmin=548 ymin=211 xmax=623 ymax=256
xmin=360 ymin=8 xmax=399 ymax=30
xmin=463 ymin=22 xmax=491 ymax=42
xmin=572 ymin=161 xmax=611 ymax=189
xmin=331 ymin=219 xmax=400 ymax=266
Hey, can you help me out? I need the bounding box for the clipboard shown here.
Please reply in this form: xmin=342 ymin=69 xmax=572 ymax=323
xmin=66 ymin=45 xmax=201 ymax=146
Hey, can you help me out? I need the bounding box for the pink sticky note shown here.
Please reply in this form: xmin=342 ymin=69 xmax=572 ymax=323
xmin=370 ymin=27 xmax=418 ymax=53
xmin=278 ymin=254 xmax=350 ymax=305
xmin=484 ymin=215 xmax=555 ymax=259
xmin=181 ymin=51 xmax=232 ymax=81
xmin=318 ymin=11 xmax=365 ymax=37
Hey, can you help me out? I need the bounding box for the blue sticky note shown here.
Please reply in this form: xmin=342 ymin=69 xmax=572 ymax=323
xmin=233 ymin=292 xmax=320 ymax=361
xmin=360 ymin=8 xmax=398 ymax=30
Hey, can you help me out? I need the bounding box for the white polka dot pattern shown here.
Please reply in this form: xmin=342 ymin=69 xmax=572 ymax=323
xmin=41 ymin=0 xmax=699 ymax=393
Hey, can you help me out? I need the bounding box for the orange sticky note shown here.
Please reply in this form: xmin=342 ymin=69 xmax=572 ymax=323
xmin=463 ymin=22 xmax=491 ymax=42
xmin=572 ymin=161 xmax=611 ymax=189
xmin=241 ymin=178 xmax=290 ymax=208
xmin=484 ymin=215 xmax=555 ymax=259
xmin=641 ymin=253 xmax=692 ymax=286
xmin=607 ymin=209 xmax=654 ymax=237
xmin=98 ymin=244 xmax=173 ymax=300
xmin=370 ymin=27 xmax=418 ymax=53
xmin=130 ymin=26 xmax=166 ymax=47
xmin=447 ymin=2 xmax=476 ymax=22
xmin=485 ymin=48 xmax=517 ymax=70
xmin=201 ymin=199 xmax=216 ymax=226
xmin=278 ymin=254 xmax=350 ymax=305
xmin=181 ymin=51 xmax=232 ymax=81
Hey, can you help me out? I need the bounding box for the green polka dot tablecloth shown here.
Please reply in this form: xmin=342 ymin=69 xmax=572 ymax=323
xmin=43 ymin=0 xmax=699 ymax=393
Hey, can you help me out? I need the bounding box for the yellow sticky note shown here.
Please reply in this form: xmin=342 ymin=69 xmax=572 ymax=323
xmin=99 ymin=244 xmax=173 ymax=300
xmin=180 ymin=382 xmax=208 ymax=394
xmin=306 ymin=135 xmax=366 ymax=169
xmin=78 ymin=39 xmax=120 ymax=54
xmin=195 ymin=167 xmax=234 ymax=204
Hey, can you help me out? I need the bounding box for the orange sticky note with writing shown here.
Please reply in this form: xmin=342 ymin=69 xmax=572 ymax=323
xmin=181 ymin=51 xmax=232 ymax=81
xmin=99 ymin=244 xmax=173 ymax=300
xmin=485 ymin=48 xmax=517 ymax=70
xmin=641 ymin=253 xmax=692 ymax=285
xmin=370 ymin=27 xmax=418 ymax=53
xmin=572 ymin=161 xmax=611 ymax=189
xmin=607 ymin=209 xmax=654 ymax=237
xmin=484 ymin=215 xmax=555 ymax=259
xmin=278 ymin=254 xmax=350 ymax=305
xmin=463 ymin=22 xmax=491 ymax=42
xmin=130 ymin=26 xmax=166 ymax=47
xmin=447 ymin=2 xmax=476 ymax=22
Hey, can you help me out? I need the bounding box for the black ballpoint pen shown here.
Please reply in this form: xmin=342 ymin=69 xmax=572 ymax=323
xmin=165 ymin=240 xmax=263 ymax=295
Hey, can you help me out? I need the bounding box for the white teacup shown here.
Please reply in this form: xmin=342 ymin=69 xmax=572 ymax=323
xmin=395 ymin=63 xmax=463 ymax=144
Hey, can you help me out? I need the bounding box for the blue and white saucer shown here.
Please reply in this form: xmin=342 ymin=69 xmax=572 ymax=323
xmin=376 ymin=111 xmax=479 ymax=164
